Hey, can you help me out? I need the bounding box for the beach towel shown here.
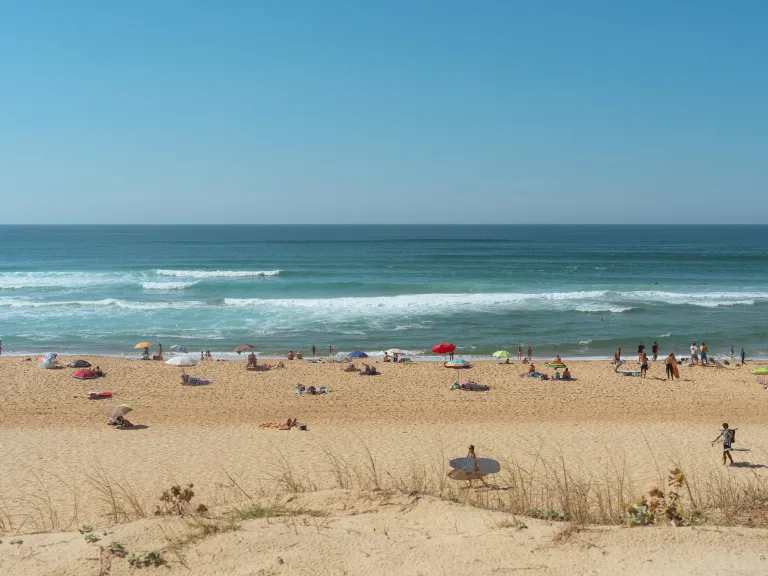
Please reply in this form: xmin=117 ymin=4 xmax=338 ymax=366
xmin=520 ymin=372 xmax=542 ymax=378
xmin=545 ymin=362 xmax=567 ymax=369
xmin=295 ymin=386 xmax=329 ymax=395
xmin=450 ymin=381 xmax=490 ymax=391
xmin=616 ymin=370 xmax=641 ymax=377
xmin=182 ymin=377 xmax=214 ymax=386
xmin=86 ymin=391 xmax=114 ymax=399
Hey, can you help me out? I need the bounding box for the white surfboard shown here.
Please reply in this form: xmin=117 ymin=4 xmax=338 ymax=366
xmin=449 ymin=457 xmax=500 ymax=475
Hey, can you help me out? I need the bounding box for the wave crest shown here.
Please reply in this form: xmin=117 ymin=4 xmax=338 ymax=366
xmin=141 ymin=281 xmax=198 ymax=290
xmin=156 ymin=269 xmax=281 ymax=278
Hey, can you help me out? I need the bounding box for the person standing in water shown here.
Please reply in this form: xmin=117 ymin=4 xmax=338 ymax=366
xmin=526 ymin=346 xmax=533 ymax=360
xmin=651 ymin=341 xmax=660 ymax=362
xmin=712 ymin=423 xmax=735 ymax=466
xmin=328 ymin=345 xmax=334 ymax=355
xmin=311 ymin=344 xmax=317 ymax=356
xmin=517 ymin=346 xmax=522 ymax=360
xmin=741 ymin=348 xmax=747 ymax=364
xmin=730 ymin=344 xmax=735 ymax=363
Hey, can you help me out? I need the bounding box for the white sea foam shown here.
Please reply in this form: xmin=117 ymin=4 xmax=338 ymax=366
xmin=0 ymin=272 xmax=134 ymax=289
xmin=659 ymin=333 xmax=672 ymax=338
xmin=141 ymin=281 xmax=198 ymax=290
xmin=223 ymin=291 xmax=634 ymax=315
xmin=156 ymin=269 xmax=281 ymax=278
xmin=0 ymin=298 xmax=202 ymax=311
xmin=579 ymin=340 xmax=593 ymax=345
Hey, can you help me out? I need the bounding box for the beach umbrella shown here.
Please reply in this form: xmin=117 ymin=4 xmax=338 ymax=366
xmin=134 ymin=342 xmax=152 ymax=349
xmin=108 ymin=403 xmax=135 ymax=419
xmin=386 ymin=348 xmax=406 ymax=355
xmin=71 ymin=368 xmax=98 ymax=380
xmin=492 ymin=350 xmax=511 ymax=359
xmin=169 ymin=345 xmax=188 ymax=353
xmin=432 ymin=343 xmax=456 ymax=354
xmin=445 ymin=359 xmax=471 ymax=368
xmin=234 ymin=344 xmax=255 ymax=354
xmin=752 ymin=368 xmax=768 ymax=374
xmin=166 ymin=356 xmax=198 ymax=367
xmin=333 ymin=352 xmax=350 ymax=363
xmin=67 ymin=359 xmax=92 ymax=368
xmin=347 ymin=351 xmax=368 ymax=358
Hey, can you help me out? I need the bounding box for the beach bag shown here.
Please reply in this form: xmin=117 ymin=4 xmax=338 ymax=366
xmin=729 ymin=429 xmax=736 ymax=445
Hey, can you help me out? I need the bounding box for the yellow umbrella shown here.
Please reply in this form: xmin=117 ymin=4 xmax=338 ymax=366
xmin=134 ymin=342 xmax=152 ymax=349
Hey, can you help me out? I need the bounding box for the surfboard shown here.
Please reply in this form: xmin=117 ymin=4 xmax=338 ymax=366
xmin=673 ymin=364 xmax=680 ymax=378
xmin=449 ymin=457 xmax=500 ymax=475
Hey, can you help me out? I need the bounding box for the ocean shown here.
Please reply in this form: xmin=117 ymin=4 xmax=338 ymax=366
xmin=0 ymin=225 xmax=766 ymax=359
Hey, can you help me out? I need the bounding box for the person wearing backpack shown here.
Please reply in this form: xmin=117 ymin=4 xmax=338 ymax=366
xmin=711 ymin=423 xmax=736 ymax=466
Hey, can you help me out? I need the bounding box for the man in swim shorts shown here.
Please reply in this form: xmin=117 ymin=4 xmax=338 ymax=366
xmin=651 ymin=341 xmax=659 ymax=361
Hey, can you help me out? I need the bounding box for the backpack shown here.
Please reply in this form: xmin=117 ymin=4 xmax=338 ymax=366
xmin=730 ymin=429 xmax=736 ymax=444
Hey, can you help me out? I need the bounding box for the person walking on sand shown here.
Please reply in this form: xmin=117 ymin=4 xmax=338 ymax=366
xmin=613 ymin=347 xmax=622 ymax=371
xmin=712 ymin=423 xmax=735 ymax=466
xmin=526 ymin=346 xmax=532 ymax=360
xmin=741 ymin=347 xmax=747 ymax=364
xmin=665 ymin=353 xmax=677 ymax=380
xmin=651 ymin=341 xmax=660 ymax=362
xmin=517 ymin=346 xmax=522 ymax=360
xmin=311 ymin=344 xmax=317 ymax=356
xmin=690 ymin=342 xmax=699 ymax=365
xmin=466 ymin=445 xmax=488 ymax=488
xmin=640 ymin=352 xmax=649 ymax=378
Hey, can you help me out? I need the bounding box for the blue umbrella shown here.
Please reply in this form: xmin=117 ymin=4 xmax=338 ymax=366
xmin=347 ymin=351 xmax=368 ymax=358
xmin=170 ymin=345 xmax=188 ymax=353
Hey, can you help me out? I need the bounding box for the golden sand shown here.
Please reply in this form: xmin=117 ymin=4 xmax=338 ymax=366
xmin=1 ymin=356 xmax=767 ymax=573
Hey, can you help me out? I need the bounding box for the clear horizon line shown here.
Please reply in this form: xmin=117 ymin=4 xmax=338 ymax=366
xmin=1 ymin=223 xmax=766 ymax=227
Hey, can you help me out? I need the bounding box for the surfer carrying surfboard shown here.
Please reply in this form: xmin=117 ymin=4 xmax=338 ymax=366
xmin=467 ymin=445 xmax=488 ymax=487
xmin=665 ymin=353 xmax=679 ymax=380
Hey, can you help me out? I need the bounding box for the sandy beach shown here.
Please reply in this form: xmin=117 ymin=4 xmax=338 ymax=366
xmin=2 ymin=355 xmax=767 ymax=574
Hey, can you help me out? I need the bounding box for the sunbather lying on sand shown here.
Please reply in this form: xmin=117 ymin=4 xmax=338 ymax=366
xmin=107 ymin=416 xmax=133 ymax=428
xmin=259 ymin=418 xmax=307 ymax=430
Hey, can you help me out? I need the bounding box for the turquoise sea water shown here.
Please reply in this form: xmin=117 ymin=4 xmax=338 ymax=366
xmin=0 ymin=225 xmax=766 ymax=359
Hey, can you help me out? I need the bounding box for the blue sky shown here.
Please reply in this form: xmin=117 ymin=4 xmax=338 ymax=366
xmin=2 ymin=1 xmax=766 ymax=224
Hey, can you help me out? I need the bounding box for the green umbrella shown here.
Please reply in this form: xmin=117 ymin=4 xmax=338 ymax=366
xmin=493 ymin=350 xmax=512 ymax=359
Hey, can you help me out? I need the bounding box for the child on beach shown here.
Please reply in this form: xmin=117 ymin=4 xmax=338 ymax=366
xmin=613 ymin=347 xmax=622 ymax=371
xmin=640 ymin=353 xmax=649 ymax=378
xmin=741 ymin=348 xmax=747 ymax=364
xmin=712 ymin=423 xmax=735 ymax=466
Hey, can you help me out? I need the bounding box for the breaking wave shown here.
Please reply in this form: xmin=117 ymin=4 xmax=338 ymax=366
xmin=156 ymin=269 xmax=281 ymax=278
xmin=141 ymin=281 xmax=198 ymax=290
